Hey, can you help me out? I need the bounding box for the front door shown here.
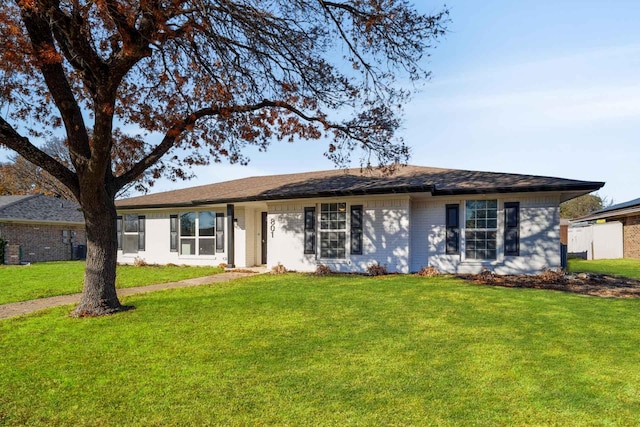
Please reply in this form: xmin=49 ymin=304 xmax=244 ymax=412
xmin=261 ymin=212 xmax=268 ymax=264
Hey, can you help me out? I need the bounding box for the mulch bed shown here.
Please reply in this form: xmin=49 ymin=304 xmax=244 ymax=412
xmin=457 ymin=272 xmax=640 ymax=298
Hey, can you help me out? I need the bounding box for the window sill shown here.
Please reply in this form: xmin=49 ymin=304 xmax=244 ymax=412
xmin=460 ymin=259 xmax=499 ymax=266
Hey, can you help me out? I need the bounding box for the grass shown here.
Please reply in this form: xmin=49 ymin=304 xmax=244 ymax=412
xmin=1 ymin=273 xmax=640 ymax=426
xmin=0 ymin=261 xmax=223 ymax=305
xmin=568 ymin=258 xmax=640 ymax=280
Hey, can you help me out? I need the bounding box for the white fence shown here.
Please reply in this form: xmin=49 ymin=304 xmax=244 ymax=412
xmin=568 ymin=221 xmax=623 ymax=260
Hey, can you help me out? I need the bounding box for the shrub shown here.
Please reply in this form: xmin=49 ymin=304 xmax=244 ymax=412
xmin=314 ymin=264 xmax=333 ymax=276
xmin=133 ymin=257 xmax=148 ymax=267
xmin=271 ymin=263 xmax=287 ymax=275
xmin=539 ymin=268 xmax=565 ymax=282
xmin=478 ymin=267 xmax=495 ymax=283
xmin=417 ymin=266 xmax=439 ymax=277
xmin=367 ymin=262 xmax=388 ymax=276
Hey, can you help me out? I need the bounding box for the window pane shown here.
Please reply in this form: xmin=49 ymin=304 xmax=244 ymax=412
xmin=199 ymin=211 xmax=215 ymax=236
xmin=464 ymin=200 xmax=497 ymax=260
xmin=180 ymin=238 xmax=196 ymax=255
xmin=124 ymin=214 xmax=138 ymax=232
xmin=199 ymin=238 xmax=215 ymax=255
xmin=180 ymin=212 xmax=196 ymax=236
xmin=123 ymin=235 xmax=138 ymax=254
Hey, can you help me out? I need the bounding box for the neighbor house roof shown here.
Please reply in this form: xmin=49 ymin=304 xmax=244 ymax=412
xmin=116 ymin=165 xmax=604 ymax=209
xmin=574 ymin=197 xmax=640 ymax=222
xmin=0 ymin=194 xmax=84 ymax=224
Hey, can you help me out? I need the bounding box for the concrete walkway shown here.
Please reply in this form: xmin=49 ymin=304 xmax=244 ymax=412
xmin=0 ymin=270 xmax=262 ymax=320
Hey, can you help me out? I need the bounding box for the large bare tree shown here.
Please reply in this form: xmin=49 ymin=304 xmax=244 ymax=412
xmin=0 ymin=0 xmax=448 ymax=316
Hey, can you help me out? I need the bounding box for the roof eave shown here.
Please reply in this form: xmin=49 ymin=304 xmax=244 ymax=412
xmin=432 ymin=182 xmax=605 ymax=197
xmin=115 ymin=182 xmax=605 ymax=210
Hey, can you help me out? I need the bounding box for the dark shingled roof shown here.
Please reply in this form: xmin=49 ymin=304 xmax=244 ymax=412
xmin=590 ymin=197 xmax=640 ymax=215
xmin=574 ymin=197 xmax=640 ymax=222
xmin=116 ymin=165 xmax=604 ymax=209
xmin=0 ymin=195 xmax=84 ymax=224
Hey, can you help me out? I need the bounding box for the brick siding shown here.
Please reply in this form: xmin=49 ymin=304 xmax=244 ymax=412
xmin=1 ymin=222 xmax=86 ymax=264
xmin=623 ymin=215 xmax=640 ymax=259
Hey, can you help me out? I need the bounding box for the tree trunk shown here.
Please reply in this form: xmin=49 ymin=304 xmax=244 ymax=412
xmin=72 ymin=189 xmax=129 ymax=317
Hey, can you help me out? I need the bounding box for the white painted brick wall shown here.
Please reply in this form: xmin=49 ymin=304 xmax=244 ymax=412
xmin=118 ymin=193 xmax=561 ymax=274
xmin=117 ymin=209 xmax=229 ymax=266
xmin=267 ymin=197 xmax=410 ymax=273
xmin=410 ymin=195 xmax=561 ymax=275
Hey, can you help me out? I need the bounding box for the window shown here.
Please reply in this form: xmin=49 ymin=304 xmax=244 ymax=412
xmin=320 ymin=203 xmax=346 ymax=258
xmin=504 ymin=202 xmax=520 ymax=256
xmin=179 ymin=211 xmax=219 ymax=256
xmin=304 ymin=207 xmax=316 ymax=254
xmin=465 ymin=200 xmax=497 ymax=260
xmin=170 ymin=215 xmax=178 ymax=252
xmin=180 ymin=212 xmax=196 ymax=255
xmin=445 ymin=204 xmax=460 ymax=255
xmin=350 ymin=205 xmax=363 ymax=255
xmin=121 ymin=214 xmax=145 ymax=253
xmin=198 ymin=211 xmax=215 ymax=255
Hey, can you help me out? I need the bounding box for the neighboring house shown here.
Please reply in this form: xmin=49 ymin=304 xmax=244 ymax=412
xmin=572 ymin=197 xmax=640 ymax=259
xmin=115 ymin=165 xmax=603 ymax=274
xmin=0 ymin=194 xmax=87 ymax=264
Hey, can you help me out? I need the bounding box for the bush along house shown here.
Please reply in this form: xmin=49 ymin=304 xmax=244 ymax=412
xmin=115 ymin=165 xmax=604 ymax=274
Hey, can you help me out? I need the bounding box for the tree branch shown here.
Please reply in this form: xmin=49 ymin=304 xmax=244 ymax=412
xmin=20 ymin=1 xmax=91 ymax=168
xmin=0 ymin=117 xmax=79 ymax=197
xmin=113 ymin=97 xmax=376 ymax=192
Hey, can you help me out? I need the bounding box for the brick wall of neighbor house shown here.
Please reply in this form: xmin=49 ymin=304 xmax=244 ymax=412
xmin=622 ymin=215 xmax=640 ymax=258
xmin=0 ymin=223 xmax=86 ymax=264
xmin=5 ymin=244 xmax=21 ymax=265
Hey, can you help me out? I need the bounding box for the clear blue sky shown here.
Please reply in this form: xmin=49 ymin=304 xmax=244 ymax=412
xmin=3 ymin=1 xmax=638 ymax=204
xmin=151 ymin=0 xmax=639 ymax=204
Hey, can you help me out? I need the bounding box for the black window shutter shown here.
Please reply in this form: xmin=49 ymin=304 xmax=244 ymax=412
xmin=116 ymin=216 xmax=122 ymax=250
xmin=504 ymin=202 xmax=520 ymax=256
xmin=350 ymin=205 xmax=363 ymax=255
xmin=216 ymin=213 xmax=225 ymax=252
xmin=138 ymin=216 xmax=146 ymax=251
xmin=170 ymin=215 xmax=178 ymax=252
xmin=304 ymin=207 xmax=316 ymax=254
xmin=445 ymin=204 xmax=460 ymax=255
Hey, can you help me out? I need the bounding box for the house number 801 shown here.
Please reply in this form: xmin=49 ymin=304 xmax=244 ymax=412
xmin=270 ymin=218 xmax=276 ymax=238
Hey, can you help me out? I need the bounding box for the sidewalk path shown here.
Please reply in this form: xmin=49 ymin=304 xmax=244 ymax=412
xmin=0 ymin=270 xmax=260 ymax=320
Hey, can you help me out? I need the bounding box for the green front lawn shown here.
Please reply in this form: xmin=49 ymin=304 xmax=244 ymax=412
xmin=1 ymin=273 xmax=639 ymax=426
xmin=568 ymin=258 xmax=640 ymax=280
xmin=0 ymin=261 xmax=222 ymax=305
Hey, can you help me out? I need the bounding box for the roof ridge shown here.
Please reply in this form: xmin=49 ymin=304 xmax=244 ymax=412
xmin=0 ymin=194 xmax=40 ymax=213
xmin=117 ymin=164 xmax=456 ymax=202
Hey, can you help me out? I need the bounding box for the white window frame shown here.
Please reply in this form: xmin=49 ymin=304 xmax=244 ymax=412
xmin=463 ymin=200 xmax=498 ymax=261
xmin=319 ymin=202 xmax=347 ymax=259
xmin=179 ymin=211 xmax=218 ymax=256
xmin=122 ymin=214 xmax=145 ymax=254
